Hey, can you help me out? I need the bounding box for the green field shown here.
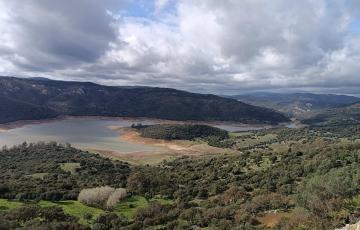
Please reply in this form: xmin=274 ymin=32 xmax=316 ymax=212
xmin=114 ymin=196 xmax=148 ymax=219
xmin=0 ymin=199 xmax=23 ymax=212
xmin=0 ymin=199 xmax=103 ymax=225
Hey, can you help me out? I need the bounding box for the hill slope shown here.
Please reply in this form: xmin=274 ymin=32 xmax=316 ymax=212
xmin=302 ymin=102 xmax=360 ymax=126
xmin=228 ymin=92 xmax=359 ymax=118
xmin=0 ymin=77 xmax=289 ymax=124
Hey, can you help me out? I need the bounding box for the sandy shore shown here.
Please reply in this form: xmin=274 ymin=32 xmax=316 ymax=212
xmin=111 ymin=127 xmax=191 ymax=151
xmin=112 ymin=126 xmax=232 ymax=154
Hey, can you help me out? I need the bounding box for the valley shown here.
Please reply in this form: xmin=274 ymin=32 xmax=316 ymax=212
xmin=0 ymin=78 xmax=359 ymax=229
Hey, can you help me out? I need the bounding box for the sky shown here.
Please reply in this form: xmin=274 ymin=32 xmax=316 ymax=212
xmin=0 ymin=0 xmax=360 ymax=95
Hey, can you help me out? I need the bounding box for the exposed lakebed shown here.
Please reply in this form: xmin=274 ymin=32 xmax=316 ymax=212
xmin=0 ymin=117 xmax=298 ymax=153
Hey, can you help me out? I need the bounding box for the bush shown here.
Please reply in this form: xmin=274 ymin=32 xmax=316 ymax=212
xmin=5 ymin=205 xmax=38 ymax=222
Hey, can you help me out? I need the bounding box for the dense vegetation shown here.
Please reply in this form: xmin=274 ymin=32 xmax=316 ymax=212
xmin=0 ymin=76 xmax=289 ymax=124
xmin=0 ymin=95 xmax=57 ymax=123
xmin=0 ymin=142 xmax=130 ymax=201
xmin=135 ymin=124 xmax=229 ymax=141
xmin=135 ymin=123 xmax=235 ymax=148
xmin=0 ymin=205 xmax=87 ymax=229
xmin=1 ymin=125 xmax=360 ymax=229
xmin=126 ymin=126 xmax=360 ymax=229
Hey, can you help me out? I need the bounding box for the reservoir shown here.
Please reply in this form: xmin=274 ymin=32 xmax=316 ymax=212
xmin=0 ymin=117 xmax=296 ymax=152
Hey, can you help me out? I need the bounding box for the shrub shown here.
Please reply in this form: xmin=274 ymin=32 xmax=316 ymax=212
xmin=83 ymin=212 xmax=93 ymax=221
xmin=5 ymin=205 xmax=38 ymax=222
xmin=39 ymin=206 xmax=77 ymax=223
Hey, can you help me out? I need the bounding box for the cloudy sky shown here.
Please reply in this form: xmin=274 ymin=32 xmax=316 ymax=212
xmin=0 ymin=0 xmax=360 ymax=95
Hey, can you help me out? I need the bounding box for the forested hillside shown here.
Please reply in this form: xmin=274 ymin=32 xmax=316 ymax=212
xmin=1 ymin=125 xmax=360 ymax=229
xmin=135 ymin=124 xmax=229 ymax=140
xmin=0 ymin=77 xmax=289 ymax=124
xmin=0 ymin=142 xmax=130 ymax=201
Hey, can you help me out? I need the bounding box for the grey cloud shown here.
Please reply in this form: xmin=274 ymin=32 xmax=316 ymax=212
xmin=0 ymin=0 xmax=123 ymax=70
xmin=0 ymin=0 xmax=360 ymax=95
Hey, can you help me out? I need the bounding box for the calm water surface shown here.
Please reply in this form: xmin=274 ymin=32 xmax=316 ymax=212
xmin=0 ymin=118 xmax=159 ymax=153
xmin=0 ymin=118 xmax=296 ymax=152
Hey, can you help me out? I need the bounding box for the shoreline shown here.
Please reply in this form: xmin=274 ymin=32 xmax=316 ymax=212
xmin=0 ymin=116 xmax=175 ymax=131
xmin=112 ymin=127 xmax=193 ymax=151
xmin=115 ymin=127 xmax=236 ymax=154
xmin=0 ymin=115 xmax=300 ymax=132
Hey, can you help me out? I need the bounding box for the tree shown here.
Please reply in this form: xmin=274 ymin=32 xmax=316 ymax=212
xmin=106 ymin=188 xmax=127 ymax=209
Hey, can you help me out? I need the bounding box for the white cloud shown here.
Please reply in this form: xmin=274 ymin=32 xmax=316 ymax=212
xmin=0 ymin=0 xmax=360 ymax=94
xmin=155 ymin=0 xmax=170 ymax=11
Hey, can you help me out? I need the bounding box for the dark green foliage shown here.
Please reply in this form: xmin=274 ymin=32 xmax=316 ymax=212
xmin=134 ymin=202 xmax=176 ymax=227
xmin=0 ymin=205 xmax=87 ymax=230
xmin=0 ymin=76 xmax=289 ymax=124
xmin=1 ymin=124 xmax=360 ymax=229
xmin=125 ymin=133 xmax=360 ymax=229
xmin=0 ymin=142 xmax=130 ymax=201
xmin=205 ymin=135 xmax=235 ymax=148
xmin=0 ymin=96 xmax=57 ymax=124
xmin=93 ymin=212 xmax=129 ymax=230
xmin=138 ymin=124 xmax=229 ymax=140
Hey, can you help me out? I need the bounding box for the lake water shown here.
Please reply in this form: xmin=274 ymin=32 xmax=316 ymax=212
xmin=0 ymin=117 xmax=295 ymax=153
xmin=0 ymin=118 xmax=161 ymax=153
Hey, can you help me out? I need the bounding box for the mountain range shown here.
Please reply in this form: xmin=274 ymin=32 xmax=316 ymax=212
xmin=302 ymin=102 xmax=360 ymax=126
xmin=0 ymin=77 xmax=289 ymax=124
xmin=228 ymin=92 xmax=360 ymax=119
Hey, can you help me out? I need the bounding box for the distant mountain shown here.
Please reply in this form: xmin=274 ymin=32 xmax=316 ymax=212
xmin=302 ymin=102 xmax=360 ymax=126
xmin=0 ymin=77 xmax=289 ymax=124
xmin=228 ymin=92 xmax=360 ymax=118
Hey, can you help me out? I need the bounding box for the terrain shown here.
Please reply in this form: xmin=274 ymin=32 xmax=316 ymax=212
xmin=1 ymin=77 xmax=360 ymax=229
xmin=303 ymin=102 xmax=360 ymax=126
xmin=0 ymin=76 xmax=288 ymax=124
xmin=228 ymin=92 xmax=359 ymax=119
xmin=1 ymin=123 xmax=360 ymax=229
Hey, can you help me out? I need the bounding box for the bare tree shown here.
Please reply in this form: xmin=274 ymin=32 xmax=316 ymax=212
xmin=106 ymin=188 xmax=127 ymax=209
xmin=78 ymin=186 xmax=115 ymax=207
